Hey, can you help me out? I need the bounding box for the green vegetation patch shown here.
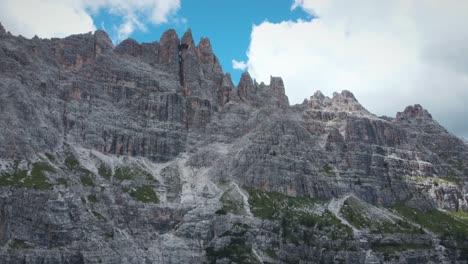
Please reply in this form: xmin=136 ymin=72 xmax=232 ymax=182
xmin=98 ymin=164 xmax=112 ymax=179
xmin=114 ymin=166 xmax=155 ymax=182
xmin=371 ymin=242 xmax=432 ymax=253
xmin=248 ymin=189 xmax=352 ymax=244
xmin=45 ymin=153 xmax=55 ymax=161
xmin=216 ymin=190 xmax=245 ymax=215
xmin=248 ymin=189 xmax=321 ymax=220
xmin=56 ymin=178 xmax=68 ymax=186
xmin=410 ymin=175 xmax=460 ymax=185
xmin=393 ymin=204 xmax=468 ymax=242
xmin=323 ymin=164 xmax=334 ymax=175
xmin=220 ymin=223 xmax=250 ymax=237
xmin=265 ymin=248 xmax=277 ymax=259
xmin=78 ymin=167 xmax=94 ymax=177
xmin=341 ymin=198 xmax=422 ymax=234
xmin=282 ymin=210 xmax=352 ymax=244
xmin=87 ymin=194 xmax=98 ymax=203
xmin=206 ymin=223 xmax=260 ymax=264
xmin=23 ymin=162 xmax=56 ymax=190
xmin=449 ymin=159 xmax=465 ymax=172
xmin=9 ymin=239 xmax=30 ymax=249
xmin=104 ymin=231 xmax=114 ymax=241
xmin=0 ymin=162 xmax=55 ymax=190
xmin=206 ymin=238 xmax=260 ymax=264
xmin=0 ymin=166 xmax=28 ymax=187
xmin=129 ymin=185 xmax=159 ymax=203
xmin=439 ymin=176 xmax=462 ymax=185
xmin=114 ymin=167 xmax=133 ymax=180
xmin=65 ymin=155 xmax=80 ymax=170
xmin=65 ymin=155 xmax=97 ymax=185
xmin=449 ymin=210 xmax=468 ymax=221
xmin=93 ymin=211 xmax=106 ymax=221
xmin=80 ymin=175 xmax=95 ymax=187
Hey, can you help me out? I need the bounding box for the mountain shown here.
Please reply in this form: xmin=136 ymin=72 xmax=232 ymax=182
xmin=0 ymin=22 xmax=467 ymax=263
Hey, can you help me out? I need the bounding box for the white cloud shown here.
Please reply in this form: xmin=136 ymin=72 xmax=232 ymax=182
xmin=0 ymin=0 xmax=95 ymax=38
xmin=115 ymin=15 xmax=147 ymax=42
xmin=291 ymin=0 xmax=303 ymax=11
xmin=0 ymin=0 xmax=181 ymax=41
xmin=232 ymin=59 xmax=248 ymax=71
xmin=236 ymin=0 xmax=468 ymax=138
xmin=83 ymin=0 xmax=181 ymax=41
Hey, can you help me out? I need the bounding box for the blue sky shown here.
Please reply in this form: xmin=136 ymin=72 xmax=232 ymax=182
xmin=91 ymin=0 xmax=310 ymax=84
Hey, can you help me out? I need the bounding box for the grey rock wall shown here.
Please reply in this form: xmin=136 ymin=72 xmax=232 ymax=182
xmin=0 ymin=25 xmax=467 ymax=263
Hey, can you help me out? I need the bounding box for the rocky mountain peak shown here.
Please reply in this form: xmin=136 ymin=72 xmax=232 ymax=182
xmin=235 ymin=73 xmax=290 ymax=108
xmin=160 ymin=28 xmax=179 ymax=43
xmin=237 ymin=71 xmax=255 ymax=101
xmin=94 ymin=29 xmax=114 ymax=52
xmin=269 ymin=76 xmax=289 ymax=108
xmin=332 ymin=90 xmax=357 ymax=101
xmin=218 ymin=73 xmax=236 ymax=106
xmin=270 ymin=76 xmax=284 ymax=89
xmin=158 ymin=29 xmax=179 ymax=66
xmin=238 ymin=71 xmax=253 ymax=86
xmin=197 ymin=37 xmax=212 ymax=51
xmin=181 ymin=28 xmax=195 ymax=48
xmin=339 ymin=90 xmax=357 ymax=100
xmin=114 ymin=38 xmax=160 ymax=66
xmin=331 ymin=91 xmax=368 ymax=114
xmin=396 ymin=104 xmax=433 ymax=122
xmin=307 ymin=91 xmax=331 ymax=109
xmin=197 ymin=37 xmax=217 ymax=65
xmin=394 ymin=104 xmax=449 ymax=134
xmin=313 ymin=90 xmax=325 ymax=100
xmin=114 ymin=38 xmax=141 ymax=56
xmin=0 ymin=22 xmax=5 ymax=35
xmin=222 ymin=73 xmax=235 ymax=88
xmin=306 ymin=90 xmax=368 ymax=115
xmin=397 ymin=104 xmax=433 ymax=120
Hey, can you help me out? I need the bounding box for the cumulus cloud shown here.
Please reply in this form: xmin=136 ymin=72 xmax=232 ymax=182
xmin=83 ymin=0 xmax=181 ymax=41
xmin=114 ymin=16 xmax=147 ymax=42
xmin=232 ymin=59 xmax=248 ymax=71
xmin=0 ymin=0 xmax=181 ymax=41
xmin=0 ymin=0 xmax=95 ymax=38
xmin=235 ymin=0 xmax=468 ymax=138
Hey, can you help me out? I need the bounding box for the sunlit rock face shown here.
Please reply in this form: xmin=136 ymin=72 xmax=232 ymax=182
xmin=0 ymin=24 xmax=467 ymax=263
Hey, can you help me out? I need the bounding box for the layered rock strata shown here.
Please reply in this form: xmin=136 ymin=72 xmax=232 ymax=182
xmin=0 ymin=24 xmax=467 ymax=263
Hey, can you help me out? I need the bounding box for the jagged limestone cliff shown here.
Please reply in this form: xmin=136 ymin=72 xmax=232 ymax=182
xmin=0 ymin=23 xmax=467 ymax=263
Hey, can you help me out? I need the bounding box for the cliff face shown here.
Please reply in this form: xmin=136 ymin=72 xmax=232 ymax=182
xmin=0 ymin=24 xmax=467 ymax=263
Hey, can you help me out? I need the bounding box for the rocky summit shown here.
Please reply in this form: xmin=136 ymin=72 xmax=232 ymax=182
xmin=0 ymin=23 xmax=467 ymax=264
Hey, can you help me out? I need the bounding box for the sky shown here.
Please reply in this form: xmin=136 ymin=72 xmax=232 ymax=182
xmin=0 ymin=0 xmax=467 ymax=140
